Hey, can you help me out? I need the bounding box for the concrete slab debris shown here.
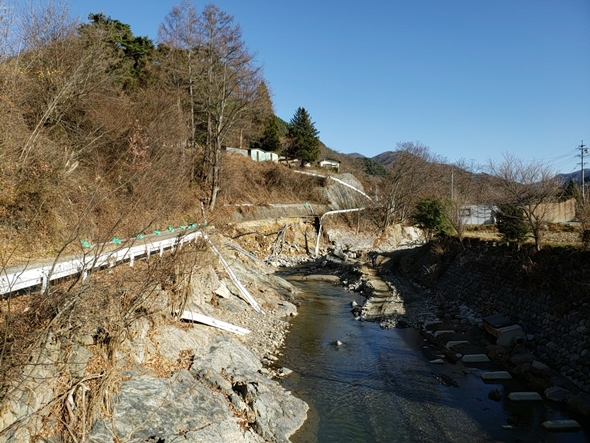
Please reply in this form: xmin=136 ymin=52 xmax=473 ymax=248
xmin=445 ymin=340 xmax=469 ymax=349
xmin=461 ymin=354 xmax=490 ymax=363
xmin=508 ymin=392 xmax=542 ymax=401
xmin=542 ymin=420 xmax=581 ymax=431
xmin=481 ymin=371 xmax=512 ymax=380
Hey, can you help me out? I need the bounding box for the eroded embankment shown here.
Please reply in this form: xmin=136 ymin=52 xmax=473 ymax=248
xmin=0 ymin=234 xmax=308 ymax=443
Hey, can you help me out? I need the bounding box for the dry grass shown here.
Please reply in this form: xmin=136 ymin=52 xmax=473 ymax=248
xmin=220 ymin=154 xmax=326 ymax=206
xmin=0 ymin=242 xmax=211 ymax=441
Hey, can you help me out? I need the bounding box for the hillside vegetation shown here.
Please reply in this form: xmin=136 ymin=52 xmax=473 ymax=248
xmin=0 ymin=2 xmax=340 ymax=264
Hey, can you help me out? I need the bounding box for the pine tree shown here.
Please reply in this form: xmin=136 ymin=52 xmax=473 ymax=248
xmin=412 ymin=198 xmax=452 ymax=241
xmin=286 ymin=107 xmax=320 ymax=165
xmin=496 ymin=205 xmax=529 ymax=246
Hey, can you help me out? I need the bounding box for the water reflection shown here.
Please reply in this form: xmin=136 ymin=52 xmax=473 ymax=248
xmin=279 ymin=280 xmax=589 ymax=443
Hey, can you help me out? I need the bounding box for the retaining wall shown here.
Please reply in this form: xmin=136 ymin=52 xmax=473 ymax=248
xmin=430 ymin=245 xmax=590 ymax=392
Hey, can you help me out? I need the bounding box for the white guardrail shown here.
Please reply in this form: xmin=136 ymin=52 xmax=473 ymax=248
xmin=291 ymin=170 xmax=373 ymax=202
xmin=0 ymin=230 xmax=204 ymax=296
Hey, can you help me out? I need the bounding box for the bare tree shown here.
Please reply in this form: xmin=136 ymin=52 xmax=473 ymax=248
xmin=159 ymin=3 xmax=262 ymax=210
xmin=197 ymin=4 xmax=262 ymax=211
xmin=15 ymin=0 xmax=78 ymax=51
xmin=158 ymin=0 xmax=202 ymax=179
xmin=382 ymin=141 xmax=443 ymax=227
xmin=444 ymin=160 xmax=484 ymax=243
xmin=487 ymin=153 xmax=561 ymax=251
xmin=0 ymin=1 xmax=14 ymax=61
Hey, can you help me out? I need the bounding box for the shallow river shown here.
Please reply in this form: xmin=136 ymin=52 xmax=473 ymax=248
xmin=279 ymin=280 xmax=590 ymax=443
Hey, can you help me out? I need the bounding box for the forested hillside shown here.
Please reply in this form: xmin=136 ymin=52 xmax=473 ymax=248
xmin=0 ymin=2 xmax=331 ymax=262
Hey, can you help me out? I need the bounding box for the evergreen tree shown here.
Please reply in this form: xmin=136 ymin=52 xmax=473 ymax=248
xmin=562 ymin=180 xmax=582 ymax=202
xmin=496 ymin=205 xmax=529 ymax=246
xmin=80 ymin=13 xmax=155 ymax=87
xmin=286 ymin=107 xmax=320 ymax=165
xmin=251 ymin=116 xmax=282 ymax=152
xmin=412 ymin=198 xmax=452 ymax=241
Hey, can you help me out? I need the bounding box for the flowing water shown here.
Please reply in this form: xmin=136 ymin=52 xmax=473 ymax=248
xmin=279 ymin=280 xmax=590 ymax=443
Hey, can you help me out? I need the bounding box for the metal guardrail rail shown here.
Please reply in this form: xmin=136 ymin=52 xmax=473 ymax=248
xmin=0 ymin=230 xmax=203 ymax=296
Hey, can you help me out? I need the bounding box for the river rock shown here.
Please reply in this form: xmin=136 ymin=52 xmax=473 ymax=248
xmin=544 ymin=386 xmax=573 ymax=402
xmin=510 ymin=353 xmax=535 ymax=365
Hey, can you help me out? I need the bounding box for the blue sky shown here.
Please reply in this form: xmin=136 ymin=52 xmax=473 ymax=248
xmin=65 ymin=0 xmax=590 ymax=173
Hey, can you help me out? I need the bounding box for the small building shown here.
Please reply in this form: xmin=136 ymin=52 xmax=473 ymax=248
xmin=248 ymin=148 xmax=279 ymax=162
xmin=460 ymin=205 xmax=497 ymax=225
xmin=319 ymin=158 xmax=340 ymax=172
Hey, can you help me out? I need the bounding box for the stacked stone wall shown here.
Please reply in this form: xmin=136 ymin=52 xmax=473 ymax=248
xmin=431 ymin=245 xmax=590 ymax=393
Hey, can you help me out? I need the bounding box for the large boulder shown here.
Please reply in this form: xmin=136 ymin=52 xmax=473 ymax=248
xmin=189 ymin=339 xmax=307 ymax=443
xmin=89 ymin=370 xmax=254 ymax=442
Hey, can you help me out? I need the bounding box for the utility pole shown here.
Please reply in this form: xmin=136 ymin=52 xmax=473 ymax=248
xmin=451 ymin=166 xmax=455 ymax=201
xmin=580 ymin=140 xmax=588 ymax=202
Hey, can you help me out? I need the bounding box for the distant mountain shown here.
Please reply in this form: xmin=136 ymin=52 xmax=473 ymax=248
xmin=347 ymin=152 xmax=366 ymax=159
xmin=371 ymin=151 xmax=399 ymax=168
xmin=557 ymin=170 xmax=590 ymax=184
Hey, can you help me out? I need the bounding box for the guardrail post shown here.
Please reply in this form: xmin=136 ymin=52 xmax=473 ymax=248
xmin=41 ymin=271 xmax=48 ymax=293
xmin=146 ymin=245 xmax=151 ymax=261
xmin=159 ymin=245 xmax=164 ymax=257
xmin=129 ymin=254 xmax=134 ymax=267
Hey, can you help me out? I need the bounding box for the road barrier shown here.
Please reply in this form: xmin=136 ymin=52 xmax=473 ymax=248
xmin=0 ymin=230 xmax=203 ymax=295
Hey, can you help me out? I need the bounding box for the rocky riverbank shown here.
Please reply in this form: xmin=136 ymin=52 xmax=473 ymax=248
xmin=0 ymin=236 xmax=309 ymax=443
xmin=86 ymin=241 xmax=310 ymax=443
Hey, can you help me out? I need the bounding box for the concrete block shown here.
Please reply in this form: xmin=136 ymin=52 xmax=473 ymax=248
xmin=445 ymin=340 xmax=469 ymax=349
xmin=484 ymin=322 xmax=526 ymax=347
xmin=495 ymin=324 xmax=526 ymax=347
xmin=481 ymin=371 xmax=512 ymax=381
xmin=461 ymin=354 xmax=490 ymax=363
xmin=508 ymin=392 xmax=542 ymax=401
xmin=542 ymin=420 xmax=581 ymax=431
